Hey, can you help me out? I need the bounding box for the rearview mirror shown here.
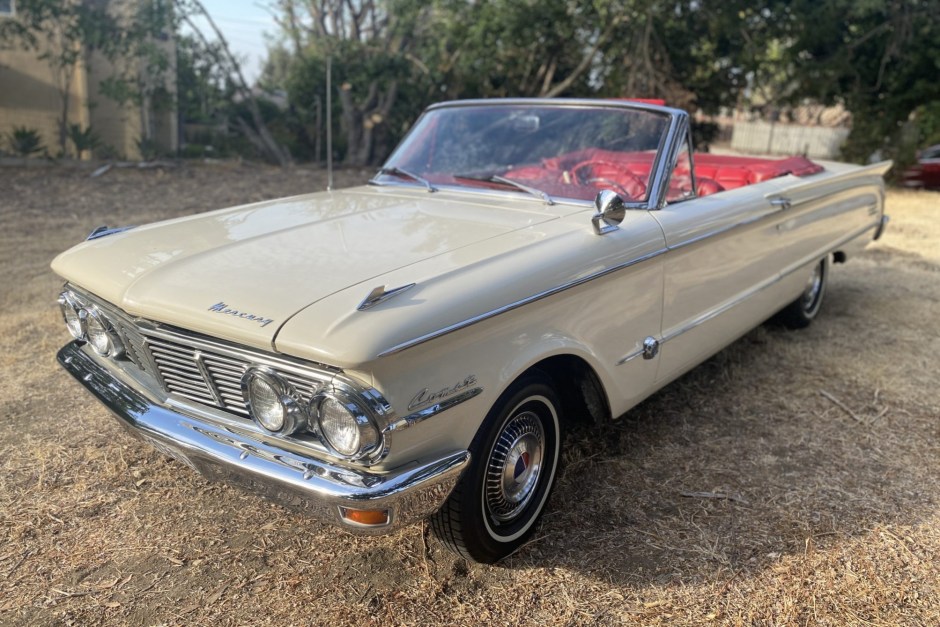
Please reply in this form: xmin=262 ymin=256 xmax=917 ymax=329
xmin=592 ymin=189 xmax=626 ymax=235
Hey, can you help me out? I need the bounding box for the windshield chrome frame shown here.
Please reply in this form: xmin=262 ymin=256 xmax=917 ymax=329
xmin=371 ymin=98 xmax=688 ymax=211
xmin=648 ymin=112 xmax=694 ymax=209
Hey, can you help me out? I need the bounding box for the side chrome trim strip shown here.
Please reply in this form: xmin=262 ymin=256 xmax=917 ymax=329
xmin=616 ymin=219 xmax=881 ymax=366
xmin=660 ymin=220 xmax=880 ymax=345
xmin=658 ymin=185 xmax=882 ymax=255
xmin=383 ymin=387 xmax=483 ymax=433
xmin=376 ymin=247 xmax=669 ymax=358
xmin=660 ymin=278 xmax=771 ymax=344
xmin=661 ymin=200 xmax=798 ymax=253
xmin=379 ymin=213 xmax=879 ymax=360
xmin=666 ymin=211 xmax=778 ymax=252
xmin=617 ymin=336 xmax=660 ymax=365
xmin=617 ymin=346 xmax=645 ymax=365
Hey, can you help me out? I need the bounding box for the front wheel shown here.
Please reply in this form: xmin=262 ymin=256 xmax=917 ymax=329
xmin=431 ymin=374 xmax=562 ymax=563
xmin=774 ymin=257 xmax=828 ymax=329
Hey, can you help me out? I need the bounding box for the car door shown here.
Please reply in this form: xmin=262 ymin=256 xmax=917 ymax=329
xmin=650 ymin=135 xmax=792 ymax=385
xmin=587 ymin=208 xmax=668 ymax=412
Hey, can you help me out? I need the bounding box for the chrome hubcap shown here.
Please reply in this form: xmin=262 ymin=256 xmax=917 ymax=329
xmin=485 ymin=411 xmax=545 ymax=523
xmin=801 ymin=263 xmax=823 ymax=312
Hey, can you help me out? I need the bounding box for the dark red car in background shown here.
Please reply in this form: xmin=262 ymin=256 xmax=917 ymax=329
xmin=902 ymin=145 xmax=940 ymax=189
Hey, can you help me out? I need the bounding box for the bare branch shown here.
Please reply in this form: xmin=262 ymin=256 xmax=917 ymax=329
xmin=180 ymin=0 xmax=291 ymax=165
xmin=542 ymin=18 xmax=621 ymax=98
xmin=819 ymin=390 xmax=866 ymax=424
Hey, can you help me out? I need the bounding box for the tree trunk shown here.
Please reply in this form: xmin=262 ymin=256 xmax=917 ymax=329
xmin=336 ymin=78 xmax=398 ymax=166
xmin=234 ymin=116 xmax=269 ymax=155
xmin=182 ymin=1 xmax=292 ymax=166
xmin=57 ymin=92 xmax=69 ymax=156
xmin=55 ymin=58 xmax=76 ymax=155
xmin=336 ymin=83 xmax=362 ymax=165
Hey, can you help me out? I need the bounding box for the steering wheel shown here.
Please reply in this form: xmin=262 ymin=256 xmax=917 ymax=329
xmin=570 ymin=160 xmax=645 ymax=200
xmin=580 ymin=177 xmax=631 ymax=197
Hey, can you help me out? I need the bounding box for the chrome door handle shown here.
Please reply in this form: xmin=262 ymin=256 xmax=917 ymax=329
xmin=770 ymin=197 xmax=792 ymax=210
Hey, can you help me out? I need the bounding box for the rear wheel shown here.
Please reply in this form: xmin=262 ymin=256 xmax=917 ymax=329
xmin=431 ymin=374 xmax=562 ymax=563
xmin=774 ymin=257 xmax=828 ymax=329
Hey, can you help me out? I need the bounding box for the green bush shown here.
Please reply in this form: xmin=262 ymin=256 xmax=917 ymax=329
xmin=136 ymin=137 xmax=160 ymax=161
xmin=67 ymin=124 xmax=101 ymax=158
xmin=6 ymin=127 xmax=45 ymax=157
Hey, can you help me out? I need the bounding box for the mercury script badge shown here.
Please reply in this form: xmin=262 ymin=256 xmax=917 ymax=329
xmin=208 ymin=302 xmax=275 ymax=327
xmin=408 ymin=375 xmax=478 ymax=411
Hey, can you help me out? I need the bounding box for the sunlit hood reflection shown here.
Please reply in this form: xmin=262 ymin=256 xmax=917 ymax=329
xmin=51 ymin=187 xmax=559 ymax=351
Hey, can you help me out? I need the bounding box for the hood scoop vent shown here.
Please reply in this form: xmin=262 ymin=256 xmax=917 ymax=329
xmin=357 ymin=283 xmax=416 ymax=311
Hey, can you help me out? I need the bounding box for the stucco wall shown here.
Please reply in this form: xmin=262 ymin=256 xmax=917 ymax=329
xmin=84 ymin=50 xmax=143 ymax=160
xmin=0 ymin=44 xmax=89 ymax=156
xmin=0 ymin=0 xmax=178 ymax=161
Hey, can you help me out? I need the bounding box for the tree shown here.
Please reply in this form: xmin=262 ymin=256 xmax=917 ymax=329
xmin=270 ymin=0 xmax=433 ymax=166
xmin=176 ymin=0 xmax=292 ymax=165
xmin=430 ymin=0 xmax=624 ymax=99
xmin=0 ymin=0 xmax=122 ymax=154
xmin=266 ymin=0 xmax=939 ymax=168
xmin=95 ymin=0 xmax=178 ymax=156
xmin=176 ymin=33 xmax=232 ymax=125
xmin=786 ymin=0 xmax=940 ymax=164
xmin=1 ymin=1 xmax=183 ymax=159
xmin=271 ymin=0 xmax=637 ymax=165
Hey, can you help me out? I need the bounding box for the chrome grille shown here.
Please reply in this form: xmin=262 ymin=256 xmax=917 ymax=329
xmin=74 ymin=289 xmax=331 ymax=419
xmin=137 ymin=333 xmax=327 ymax=417
xmin=112 ymin=317 xmax=155 ymax=377
xmin=147 ymin=338 xmax=220 ymax=408
xmin=202 ymin=353 xmax=250 ymax=414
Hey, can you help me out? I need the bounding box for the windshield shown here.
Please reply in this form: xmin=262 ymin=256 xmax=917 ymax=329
xmin=376 ymin=103 xmax=671 ymax=203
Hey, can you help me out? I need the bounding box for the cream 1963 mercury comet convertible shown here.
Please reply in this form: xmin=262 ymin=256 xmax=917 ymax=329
xmin=54 ymin=99 xmax=890 ymax=563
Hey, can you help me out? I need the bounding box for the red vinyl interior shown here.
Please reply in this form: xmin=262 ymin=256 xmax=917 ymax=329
xmin=499 ymin=150 xmax=823 ymax=201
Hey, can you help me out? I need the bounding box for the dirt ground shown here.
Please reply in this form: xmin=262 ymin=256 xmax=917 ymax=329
xmin=1 ymin=163 xmax=938 ymax=626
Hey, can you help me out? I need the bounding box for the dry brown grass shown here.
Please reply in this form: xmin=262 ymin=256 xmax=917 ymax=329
xmin=1 ymin=165 xmax=938 ymax=626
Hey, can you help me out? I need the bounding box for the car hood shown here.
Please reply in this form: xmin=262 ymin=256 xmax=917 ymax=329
xmin=52 ymin=186 xmax=572 ymax=351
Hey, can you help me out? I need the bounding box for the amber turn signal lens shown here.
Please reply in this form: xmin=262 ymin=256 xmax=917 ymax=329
xmin=340 ymin=508 xmax=389 ymax=526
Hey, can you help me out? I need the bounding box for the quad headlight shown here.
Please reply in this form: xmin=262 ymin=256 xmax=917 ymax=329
xmin=313 ymin=392 xmax=380 ymax=458
xmin=241 ymin=367 xmax=382 ymax=460
xmin=58 ymin=290 xmax=123 ymax=357
xmin=241 ymin=369 xmax=308 ymax=435
xmin=84 ymin=307 xmax=124 ymax=357
xmin=58 ymin=291 xmax=86 ymax=340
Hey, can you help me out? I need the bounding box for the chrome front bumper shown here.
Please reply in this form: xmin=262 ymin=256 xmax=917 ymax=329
xmin=57 ymin=342 xmax=470 ymax=533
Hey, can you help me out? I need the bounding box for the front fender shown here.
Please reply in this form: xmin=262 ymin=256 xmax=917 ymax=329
xmin=364 ymin=261 xmax=663 ymax=467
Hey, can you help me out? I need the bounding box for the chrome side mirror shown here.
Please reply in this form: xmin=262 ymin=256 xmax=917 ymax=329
xmin=592 ymin=189 xmax=626 ymax=235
